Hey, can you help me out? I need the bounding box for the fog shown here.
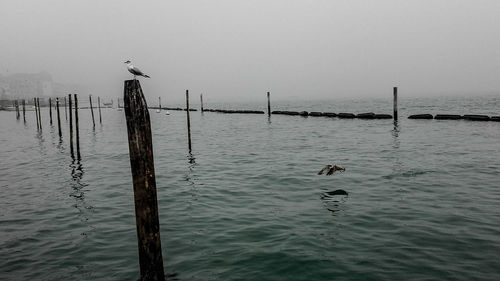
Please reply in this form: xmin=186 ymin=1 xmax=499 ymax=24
xmin=2 ymin=0 xmax=500 ymax=103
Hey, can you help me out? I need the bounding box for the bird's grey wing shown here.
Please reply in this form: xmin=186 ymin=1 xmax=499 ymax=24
xmin=130 ymin=67 xmax=145 ymax=76
xmin=318 ymin=165 xmax=331 ymax=175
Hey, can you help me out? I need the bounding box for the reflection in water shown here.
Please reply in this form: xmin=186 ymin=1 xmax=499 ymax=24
xmin=321 ymin=190 xmax=348 ymax=215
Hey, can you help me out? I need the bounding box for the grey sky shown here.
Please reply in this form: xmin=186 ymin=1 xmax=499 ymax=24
xmin=2 ymin=0 xmax=500 ymax=103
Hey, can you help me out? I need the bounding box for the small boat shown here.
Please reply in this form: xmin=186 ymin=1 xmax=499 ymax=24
xmin=156 ymin=109 xmax=161 ymax=113
xmin=165 ymin=111 xmax=170 ymax=115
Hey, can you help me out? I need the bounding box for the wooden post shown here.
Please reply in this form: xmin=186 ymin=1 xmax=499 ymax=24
xmin=267 ymin=92 xmax=271 ymax=118
xmin=64 ymin=96 xmax=68 ymax=120
xmin=74 ymin=94 xmax=80 ymax=160
xmin=34 ymin=98 xmax=39 ymax=129
xmin=22 ymin=99 xmax=26 ymax=122
xmin=200 ymin=94 xmax=204 ymax=112
xmin=89 ymin=95 xmax=95 ymax=127
xmin=69 ymin=94 xmax=74 ymax=158
xmin=158 ymin=97 xmax=161 ymax=110
xmin=37 ymin=98 xmax=42 ymax=130
xmin=98 ymin=96 xmax=102 ymax=124
xmin=49 ymin=97 xmax=53 ymax=125
xmin=186 ymin=90 xmax=192 ymax=152
xmin=393 ymin=87 xmax=398 ymax=121
xmin=123 ymin=79 xmax=165 ymax=280
xmin=15 ymin=100 xmax=20 ymax=120
xmin=56 ymin=98 xmax=62 ymax=138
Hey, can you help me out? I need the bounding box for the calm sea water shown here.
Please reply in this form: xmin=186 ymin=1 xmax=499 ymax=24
xmin=1 ymin=96 xmax=499 ymax=280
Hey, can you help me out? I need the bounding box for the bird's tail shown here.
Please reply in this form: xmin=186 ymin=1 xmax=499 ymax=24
xmin=143 ymin=74 xmax=151 ymax=78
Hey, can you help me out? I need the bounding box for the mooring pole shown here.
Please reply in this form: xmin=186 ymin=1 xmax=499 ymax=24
xmin=49 ymin=97 xmax=53 ymax=125
xmin=98 ymin=96 xmax=102 ymax=124
xmin=34 ymin=98 xmax=39 ymax=129
xmin=64 ymin=96 xmax=68 ymax=120
xmin=56 ymin=98 xmax=62 ymax=138
xmin=200 ymin=94 xmax=204 ymax=112
xmin=37 ymin=98 xmax=42 ymax=130
xmin=69 ymin=94 xmax=74 ymax=158
xmin=158 ymin=96 xmax=161 ymax=110
xmin=89 ymin=95 xmax=95 ymax=128
xmin=186 ymin=90 xmax=192 ymax=152
xmin=267 ymin=92 xmax=271 ymax=118
xmin=74 ymin=94 xmax=80 ymax=160
xmin=22 ymin=99 xmax=26 ymax=123
xmin=15 ymin=100 xmax=20 ymax=120
xmin=393 ymin=87 xmax=398 ymax=121
xmin=123 ymin=79 xmax=165 ymax=281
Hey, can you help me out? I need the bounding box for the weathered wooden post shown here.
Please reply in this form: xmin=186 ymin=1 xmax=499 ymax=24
xmin=15 ymin=100 xmax=20 ymax=120
xmin=69 ymin=94 xmax=74 ymax=158
xmin=123 ymin=79 xmax=165 ymax=281
xmin=186 ymin=90 xmax=192 ymax=152
xmin=89 ymin=95 xmax=95 ymax=127
xmin=49 ymin=98 xmax=53 ymax=125
xmin=64 ymin=96 xmax=68 ymax=120
xmin=56 ymin=98 xmax=62 ymax=138
xmin=267 ymin=92 xmax=271 ymax=118
xmin=158 ymin=97 xmax=162 ymax=110
xmin=22 ymin=99 xmax=26 ymax=123
xmin=74 ymin=94 xmax=81 ymax=160
xmin=37 ymin=98 xmax=42 ymax=130
xmin=200 ymin=94 xmax=204 ymax=112
xmin=34 ymin=98 xmax=39 ymax=129
xmin=393 ymin=87 xmax=398 ymax=121
xmin=98 ymin=96 xmax=102 ymax=124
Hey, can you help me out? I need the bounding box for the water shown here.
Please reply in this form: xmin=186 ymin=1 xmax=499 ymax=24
xmin=1 ymin=96 xmax=500 ymax=280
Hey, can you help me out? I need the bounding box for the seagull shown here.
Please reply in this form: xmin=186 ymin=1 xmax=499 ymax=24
xmin=318 ymin=164 xmax=345 ymax=175
xmin=124 ymin=60 xmax=150 ymax=79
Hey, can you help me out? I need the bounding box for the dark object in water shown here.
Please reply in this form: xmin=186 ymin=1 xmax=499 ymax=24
xmin=462 ymin=114 xmax=490 ymax=121
xmin=356 ymin=112 xmax=375 ymax=119
xmin=324 ymin=189 xmax=348 ymax=196
xmin=299 ymin=111 xmax=309 ymax=116
xmin=338 ymin=113 xmax=355 ymax=118
xmin=434 ymin=114 xmax=462 ymax=120
xmin=309 ymin=112 xmax=323 ymax=117
xmin=408 ymin=114 xmax=433 ymax=119
xmin=323 ymin=112 xmax=337 ymax=117
xmin=491 ymin=116 xmax=500 ymax=122
xmin=373 ymin=114 xmax=392 ymax=119
xmin=318 ymin=164 xmax=345 ymax=175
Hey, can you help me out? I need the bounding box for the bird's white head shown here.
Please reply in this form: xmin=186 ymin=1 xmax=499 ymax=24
xmin=124 ymin=60 xmax=131 ymax=64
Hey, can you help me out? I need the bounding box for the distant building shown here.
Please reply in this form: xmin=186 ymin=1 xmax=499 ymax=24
xmin=0 ymin=71 xmax=88 ymax=100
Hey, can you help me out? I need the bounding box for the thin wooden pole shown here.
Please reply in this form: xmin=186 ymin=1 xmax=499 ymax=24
xmin=98 ymin=96 xmax=102 ymax=124
xmin=56 ymin=98 xmax=62 ymax=138
xmin=49 ymin=97 xmax=53 ymax=125
xmin=186 ymin=90 xmax=192 ymax=152
xmin=267 ymin=92 xmax=271 ymax=118
xmin=158 ymin=96 xmax=161 ymax=110
xmin=74 ymin=94 xmax=80 ymax=160
xmin=22 ymin=99 xmax=26 ymax=122
xmin=15 ymin=100 xmax=20 ymax=120
xmin=393 ymin=87 xmax=398 ymax=121
xmin=123 ymin=79 xmax=165 ymax=280
xmin=64 ymin=96 xmax=68 ymax=120
xmin=34 ymin=98 xmax=39 ymax=129
xmin=89 ymin=95 xmax=95 ymax=127
xmin=69 ymin=94 xmax=74 ymax=158
xmin=200 ymin=94 xmax=203 ymax=112
xmin=37 ymin=98 xmax=42 ymax=131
